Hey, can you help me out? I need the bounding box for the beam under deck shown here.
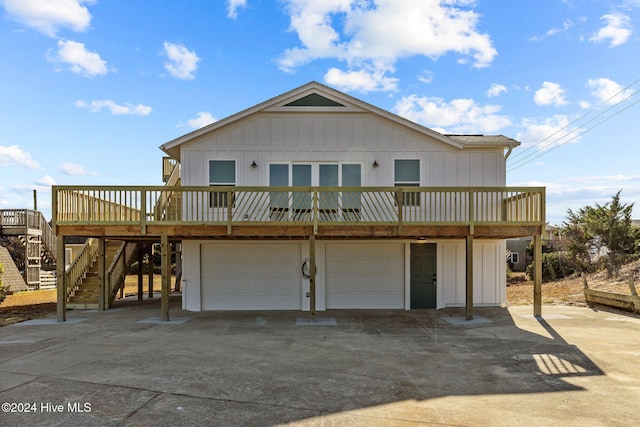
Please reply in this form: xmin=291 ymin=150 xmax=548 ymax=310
xmin=56 ymin=223 xmax=543 ymax=240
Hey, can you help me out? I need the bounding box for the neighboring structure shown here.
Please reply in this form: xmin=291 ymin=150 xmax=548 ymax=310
xmin=53 ymin=82 xmax=546 ymax=321
xmin=0 ymin=209 xmax=57 ymax=289
xmin=507 ymin=225 xmax=558 ymax=272
xmin=0 ymin=245 xmax=28 ymax=292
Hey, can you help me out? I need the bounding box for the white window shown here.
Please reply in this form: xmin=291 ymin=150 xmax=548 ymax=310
xmin=209 ymin=160 xmax=235 ymax=207
xmin=394 ymin=159 xmax=420 ymax=206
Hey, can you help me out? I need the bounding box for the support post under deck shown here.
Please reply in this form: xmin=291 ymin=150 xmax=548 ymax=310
xmin=309 ymin=234 xmax=316 ymax=321
xmin=161 ymin=235 xmax=170 ymax=321
xmin=466 ymin=234 xmax=474 ymax=321
xmin=533 ymin=233 xmax=542 ymax=317
xmin=56 ymin=236 xmax=66 ymax=322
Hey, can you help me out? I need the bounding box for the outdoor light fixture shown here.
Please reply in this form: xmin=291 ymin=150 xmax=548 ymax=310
xmin=372 ymin=160 xmax=379 ymax=168
xmin=251 ymin=161 xmax=257 ymax=168
xmin=416 ymin=237 xmax=428 ymax=243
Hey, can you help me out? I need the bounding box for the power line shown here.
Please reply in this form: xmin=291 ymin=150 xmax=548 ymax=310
xmin=508 ymin=94 xmax=640 ymax=172
xmin=507 ymin=77 xmax=640 ymax=169
xmin=511 ymin=79 xmax=640 ymax=164
xmin=508 ymin=88 xmax=638 ymax=169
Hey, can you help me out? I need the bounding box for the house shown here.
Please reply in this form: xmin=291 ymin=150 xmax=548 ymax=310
xmin=53 ymin=82 xmax=546 ymax=321
xmin=507 ymin=225 xmax=558 ymax=272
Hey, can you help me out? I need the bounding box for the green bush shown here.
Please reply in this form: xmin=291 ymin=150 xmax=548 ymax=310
xmin=525 ymin=251 xmax=576 ymax=282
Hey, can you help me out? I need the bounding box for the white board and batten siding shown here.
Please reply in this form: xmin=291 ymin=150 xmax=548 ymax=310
xmin=182 ymin=240 xmax=506 ymax=311
xmin=439 ymin=240 xmax=506 ymax=307
xmin=180 ymin=114 xmax=506 ymax=188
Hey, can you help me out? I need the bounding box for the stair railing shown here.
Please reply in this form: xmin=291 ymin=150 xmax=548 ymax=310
xmin=37 ymin=211 xmax=57 ymax=264
xmin=106 ymin=241 xmax=140 ymax=306
xmin=64 ymin=238 xmax=98 ymax=301
xmin=154 ymin=161 xmax=181 ymax=221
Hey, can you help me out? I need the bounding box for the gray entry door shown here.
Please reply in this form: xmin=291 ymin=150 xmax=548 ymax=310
xmin=410 ymin=243 xmax=437 ymax=309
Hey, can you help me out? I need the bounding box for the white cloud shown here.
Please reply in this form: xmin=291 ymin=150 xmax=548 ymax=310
xmin=418 ymin=70 xmax=434 ymax=84
xmin=487 ymin=83 xmax=507 ymax=98
xmin=47 ymin=40 xmax=107 ymax=77
xmin=534 ymin=82 xmax=569 ymax=106
xmin=163 ymin=42 xmax=200 ymax=80
xmin=227 ymin=0 xmax=247 ymax=19
xmin=516 ymin=115 xmax=576 ymax=149
xmin=0 ymin=145 xmax=40 ymax=169
xmin=76 ymin=100 xmax=152 ymax=116
xmin=278 ymin=0 xmax=497 ymax=86
xmin=11 ymin=175 xmax=56 ymax=191
xmin=36 ymin=175 xmax=56 ymax=187
xmin=187 ymin=112 xmax=217 ymax=129
xmin=587 ymin=77 xmax=636 ymax=105
xmin=589 ymin=13 xmax=632 ymax=47
xmin=394 ymin=94 xmax=512 ymax=134
xmin=1 ymin=0 xmax=94 ymax=37
xmin=516 ymin=175 xmax=640 ymax=225
xmin=324 ymin=64 xmax=399 ymax=93
xmin=60 ymin=162 xmax=96 ymax=176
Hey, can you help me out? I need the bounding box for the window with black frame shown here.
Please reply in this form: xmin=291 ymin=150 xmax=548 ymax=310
xmin=394 ymin=159 xmax=420 ymax=207
xmin=209 ymin=160 xmax=235 ymax=208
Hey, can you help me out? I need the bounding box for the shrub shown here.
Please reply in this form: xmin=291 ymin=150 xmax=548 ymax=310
xmin=525 ymin=251 xmax=576 ymax=282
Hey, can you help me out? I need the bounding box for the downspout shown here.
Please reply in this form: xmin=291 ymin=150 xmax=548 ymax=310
xmin=504 ymin=146 xmax=513 ymax=160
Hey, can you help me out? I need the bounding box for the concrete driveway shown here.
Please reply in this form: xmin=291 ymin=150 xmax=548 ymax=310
xmin=1 ymin=297 xmax=639 ymax=426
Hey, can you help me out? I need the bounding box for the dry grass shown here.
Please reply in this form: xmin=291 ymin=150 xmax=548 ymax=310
xmin=0 ymin=275 xmax=170 ymax=326
xmin=507 ymin=259 xmax=640 ymax=306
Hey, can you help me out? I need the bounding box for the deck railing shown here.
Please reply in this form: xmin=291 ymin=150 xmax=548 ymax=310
xmin=0 ymin=209 xmax=57 ymax=263
xmin=0 ymin=209 xmax=41 ymax=230
xmin=53 ymin=186 xmax=545 ymax=230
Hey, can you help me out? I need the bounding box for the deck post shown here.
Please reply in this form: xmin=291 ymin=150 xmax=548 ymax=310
xmin=466 ymin=233 xmax=474 ymax=321
xmin=56 ymin=236 xmax=66 ymax=322
xmin=533 ymin=233 xmax=542 ymax=317
xmin=148 ymin=243 xmax=154 ymax=298
xmin=98 ymin=238 xmax=106 ymax=311
xmin=309 ymin=234 xmax=316 ymax=321
xmin=161 ymin=235 xmax=170 ymax=321
xmin=137 ymin=243 xmax=144 ymax=301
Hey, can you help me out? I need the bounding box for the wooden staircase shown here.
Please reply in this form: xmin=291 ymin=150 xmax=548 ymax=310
xmin=67 ymin=240 xmax=121 ymax=309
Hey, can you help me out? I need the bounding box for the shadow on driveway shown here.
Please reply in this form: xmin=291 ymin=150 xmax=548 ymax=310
xmin=1 ymin=299 xmax=638 ymax=426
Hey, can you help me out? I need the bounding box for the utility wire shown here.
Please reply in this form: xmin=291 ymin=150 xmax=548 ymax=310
xmin=507 ymin=77 xmax=640 ymax=168
xmin=508 ymin=88 xmax=638 ymax=169
xmin=508 ymin=94 xmax=640 ymax=172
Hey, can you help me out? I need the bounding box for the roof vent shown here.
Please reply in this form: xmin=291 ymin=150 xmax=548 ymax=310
xmin=285 ymin=93 xmax=344 ymax=107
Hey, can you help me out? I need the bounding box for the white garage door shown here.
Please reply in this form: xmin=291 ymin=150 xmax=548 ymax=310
xmin=201 ymin=243 xmax=301 ymax=310
xmin=325 ymin=243 xmax=405 ymax=309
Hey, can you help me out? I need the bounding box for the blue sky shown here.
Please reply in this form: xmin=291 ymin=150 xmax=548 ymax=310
xmin=1 ymin=0 xmax=639 ymax=225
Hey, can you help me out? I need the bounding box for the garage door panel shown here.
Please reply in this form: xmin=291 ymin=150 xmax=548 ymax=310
xmin=326 ymin=243 xmax=404 ymax=309
xmin=201 ymin=243 xmax=301 ymax=310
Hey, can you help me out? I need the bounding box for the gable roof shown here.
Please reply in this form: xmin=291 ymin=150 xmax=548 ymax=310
xmin=161 ymin=81 xmax=520 ymax=161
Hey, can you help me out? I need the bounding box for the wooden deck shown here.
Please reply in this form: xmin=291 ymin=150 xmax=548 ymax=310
xmin=52 ymin=185 xmax=545 ymax=239
xmin=52 ymin=185 xmax=546 ymax=322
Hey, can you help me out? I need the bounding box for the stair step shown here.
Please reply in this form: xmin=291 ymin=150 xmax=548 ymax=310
xmin=67 ymin=302 xmax=99 ymax=310
xmin=74 ymin=289 xmax=99 ymax=296
xmin=69 ymin=297 xmax=98 ymax=303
